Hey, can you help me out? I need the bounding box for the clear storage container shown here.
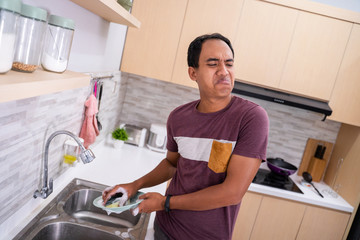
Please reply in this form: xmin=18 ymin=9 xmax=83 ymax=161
xmin=0 ymin=0 xmax=21 ymax=73
xmin=12 ymin=4 xmax=47 ymax=73
xmin=41 ymin=15 xmax=74 ymax=73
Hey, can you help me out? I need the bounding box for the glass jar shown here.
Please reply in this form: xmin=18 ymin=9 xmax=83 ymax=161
xmin=12 ymin=4 xmax=47 ymax=73
xmin=41 ymin=15 xmax=74 ymax=73
xmin=0 ymin=0 xmax=21 ymax=73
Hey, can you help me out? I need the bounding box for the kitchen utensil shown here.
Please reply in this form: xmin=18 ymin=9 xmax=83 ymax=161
xmin=302 ymin=172 xmax=324 ymax=198
xmin=267 ymin=157 xmax=297 ymax=176
xmin=93 ymin=191 xmax=144 ymax=214
xmin=297 ymin=138 xmax=333 ymax=180
xmin=147 ymin=123 xmax=167 ymax=152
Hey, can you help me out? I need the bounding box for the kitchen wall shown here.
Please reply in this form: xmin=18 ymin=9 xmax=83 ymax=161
xmin=120 ymin=72 xmax=341 ymax=167
xmin=0 ymin=72 xmax=125 ymax=225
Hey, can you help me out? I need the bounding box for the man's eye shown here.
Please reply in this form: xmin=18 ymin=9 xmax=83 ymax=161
xmin=226 ymin=63 xmax=233 ymax=67
xmin=207 ymin=63 xmax=217 ymax=67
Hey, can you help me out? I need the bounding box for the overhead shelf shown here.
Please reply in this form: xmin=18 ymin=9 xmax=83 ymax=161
xmin=0 ymin=69 xmax=91 ymax=103
xmin=70 ymin=0 xmax=141 ymax=28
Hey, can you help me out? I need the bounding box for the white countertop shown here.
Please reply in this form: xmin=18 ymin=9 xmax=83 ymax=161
xmin=0 ymin=140 xmax=353 ymax=240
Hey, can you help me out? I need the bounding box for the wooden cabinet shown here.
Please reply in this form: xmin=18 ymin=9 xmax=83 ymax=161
xmin=328 ymin=24 xmax=360 ymax=126
xmin=324 ymin=124 xmax=360 ymax=237
xmin=233 ymin=0 xmax=298 ymax=88
xmin=232 ymin=192 xmax=262 ymax=240
xmin=171 ymin=0 xmax=244 ymax=88
xmin=232 ymin=191 xmax=351 ymax=240
xmin=251 ymin=196 xmax=306 ymax=240
xmin=297 ymin=206 xmax=350 ymax=240
xmin=279 ymin=12 xmax=352 ymax=101
xmin=120 ymin=0 xmax=187 ymax=82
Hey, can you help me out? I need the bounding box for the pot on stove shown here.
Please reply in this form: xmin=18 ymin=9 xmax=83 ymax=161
xmin=267 ymin=157 xmax=297 ymax=176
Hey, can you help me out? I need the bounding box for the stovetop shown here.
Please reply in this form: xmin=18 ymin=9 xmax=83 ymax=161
xmin=252 ymin=168 xmax=303 ymax=194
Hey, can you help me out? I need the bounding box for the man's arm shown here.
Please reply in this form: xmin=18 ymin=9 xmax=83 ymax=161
xmin=169 ymin=154 xmax=261 ymax=210
xmin=137 ymin=154 xmax=261 ymax=213
xmin=102 ymin=151 xmax=179 ymax=204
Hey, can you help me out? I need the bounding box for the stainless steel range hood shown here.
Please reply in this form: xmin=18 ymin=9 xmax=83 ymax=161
xmin=232 ymin=81 xmax=332 ymax=120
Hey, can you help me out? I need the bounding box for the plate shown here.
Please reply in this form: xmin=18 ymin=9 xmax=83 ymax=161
xmin=93 ymin=191 xmax=144 ymax=214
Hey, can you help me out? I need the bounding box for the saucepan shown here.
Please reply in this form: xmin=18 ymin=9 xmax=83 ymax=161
xmin=267 ymin=157 xmax=297 ymax=176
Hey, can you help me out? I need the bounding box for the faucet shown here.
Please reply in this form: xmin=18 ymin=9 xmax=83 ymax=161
xmin=34 ymin=130 xmax=95 ymax=199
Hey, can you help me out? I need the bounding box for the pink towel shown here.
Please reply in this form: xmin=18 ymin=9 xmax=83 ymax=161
xmin=80 ymin=94 xmax=100 ymax=149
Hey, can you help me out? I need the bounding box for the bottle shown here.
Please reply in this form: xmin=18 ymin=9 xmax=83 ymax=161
xmin=12 ymin=4 xmax=47 ymax=73
xmin=0 ymin=0 xmax=21 ymax=73
xmin=41 ymin=15 xmax=75 ymax=73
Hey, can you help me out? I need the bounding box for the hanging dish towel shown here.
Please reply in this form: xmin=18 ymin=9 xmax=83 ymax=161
xmin=80 ymin=94 xmax=100 ymax=149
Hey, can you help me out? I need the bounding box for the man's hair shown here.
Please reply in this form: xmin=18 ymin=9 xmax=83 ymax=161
xmin=187 ymin=33 xmax=234 ymax=68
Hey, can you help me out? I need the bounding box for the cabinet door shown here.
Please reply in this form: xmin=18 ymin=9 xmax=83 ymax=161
xmin=328 ymin=24 xmax=360 ymax=126
xmin=297 ymin=206 xmax=350 ymax=240
xmin=279 ymin=12 xmax=352 ymax=100
xmin=232 ymin=192 xmax=262 ymax=240
xmin=120 ymin=0 xmax=187 ymax=81
xmin=171 ymin=0 xmax=244 ymax=88
xmin=250 ymin=196 xmax=306 ymax=240
xmin=233 ymin=0 xmax=298 ymax=88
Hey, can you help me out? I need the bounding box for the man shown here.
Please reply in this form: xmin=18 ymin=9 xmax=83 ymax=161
xmin=103 ymin=33 xmax=269 ymax=239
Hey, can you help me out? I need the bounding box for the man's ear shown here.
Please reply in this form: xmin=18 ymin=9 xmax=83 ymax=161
xmin=188 ymin=67 xmax=197 ymax=82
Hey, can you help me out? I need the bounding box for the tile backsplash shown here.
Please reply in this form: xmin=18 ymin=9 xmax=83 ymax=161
xmin=0 ymin=71 xmax=340 ymax=225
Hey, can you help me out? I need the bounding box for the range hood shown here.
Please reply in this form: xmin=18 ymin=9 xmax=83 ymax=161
xmin=232 ymin=81 xmax=332 ymax=121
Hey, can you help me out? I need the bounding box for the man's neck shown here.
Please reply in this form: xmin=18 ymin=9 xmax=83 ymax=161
xmin=197 ymin=95 xmax=232 ymax=113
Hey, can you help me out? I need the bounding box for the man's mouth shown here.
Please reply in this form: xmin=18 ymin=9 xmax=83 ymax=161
xmin=216 ymin=78 xmax=231 ymax=85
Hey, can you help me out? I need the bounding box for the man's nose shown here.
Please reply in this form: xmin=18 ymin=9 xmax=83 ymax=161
xmin=217 ymin=62 xmax=229 ymax=75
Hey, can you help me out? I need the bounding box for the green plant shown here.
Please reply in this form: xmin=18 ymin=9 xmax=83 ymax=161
xmin=112 ymin=128 xmax=128 ymax=141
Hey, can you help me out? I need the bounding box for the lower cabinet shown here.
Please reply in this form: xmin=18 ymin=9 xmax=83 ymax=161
xmin=232 ymin=192 xmax=350 ymax=240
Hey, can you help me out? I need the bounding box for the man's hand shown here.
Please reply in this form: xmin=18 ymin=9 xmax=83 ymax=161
xmin=102 ymin=182 xmax=139 ymax=205
xmin=137 ymin=192 xmax=166 ymax=213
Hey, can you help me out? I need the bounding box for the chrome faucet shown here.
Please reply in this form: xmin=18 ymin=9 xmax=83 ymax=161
xmin=34 ymin=130 xmax=95 ymax=199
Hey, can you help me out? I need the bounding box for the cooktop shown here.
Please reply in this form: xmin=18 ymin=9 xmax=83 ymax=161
xmin=252 ymin=168 xmax=303 ymax=194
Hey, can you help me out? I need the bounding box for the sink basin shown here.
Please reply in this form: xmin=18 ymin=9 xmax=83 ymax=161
xmin=63 ymin=189 xmax=139 ymax=228
xmin=14 ymin=179 xmax=150 ymax=240
xmin=32 ymin=222 xmax=122 ymax=240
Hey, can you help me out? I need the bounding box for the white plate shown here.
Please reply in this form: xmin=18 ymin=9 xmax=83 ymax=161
xmin=93 ymin=191 xmax=144 ymax=214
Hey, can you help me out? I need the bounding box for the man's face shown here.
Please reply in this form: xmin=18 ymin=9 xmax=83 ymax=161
xmin=189 ymin=39 xmax=235 ymax=98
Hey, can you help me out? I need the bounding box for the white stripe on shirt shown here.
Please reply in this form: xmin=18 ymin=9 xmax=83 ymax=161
xmin=174 ymin=136 xmax=236 ymax=162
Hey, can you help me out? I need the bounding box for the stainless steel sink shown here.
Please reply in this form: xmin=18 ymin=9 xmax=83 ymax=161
xmin=14 ymin=179 xmax=150 ymax=240
xmin=32 ymin=222 xmax=122 ymax=240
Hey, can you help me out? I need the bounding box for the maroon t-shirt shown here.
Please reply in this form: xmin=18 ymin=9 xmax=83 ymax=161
xmin=156 ymin=96 xmax=269 ymax=240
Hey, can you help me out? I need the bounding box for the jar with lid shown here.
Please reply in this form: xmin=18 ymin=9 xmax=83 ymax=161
xmin=0 ymin=0 xmax=21 ymax=74
xmin=41 ymin=15 xmax=74 ymax=73
xmin=12 ymin=4 xmax=47 ymax=73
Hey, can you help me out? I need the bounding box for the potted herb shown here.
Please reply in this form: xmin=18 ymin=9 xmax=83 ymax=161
xmin=112 ymin=127 xmax=128 ymax=149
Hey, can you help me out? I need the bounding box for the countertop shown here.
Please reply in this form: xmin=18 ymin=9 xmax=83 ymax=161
xmin=0 ymin=139 xmax=353 ymax=240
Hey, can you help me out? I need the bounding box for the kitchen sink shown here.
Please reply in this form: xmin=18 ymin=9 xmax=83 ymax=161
xmin=32 ymin=222 xmax=122 ymax=240
xmin=14 ymin=179 xmax=150 ymax=240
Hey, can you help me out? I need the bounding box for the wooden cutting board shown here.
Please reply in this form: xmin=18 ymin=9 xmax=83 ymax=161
xmin=297 ymin=138 xmax=334 ymax=182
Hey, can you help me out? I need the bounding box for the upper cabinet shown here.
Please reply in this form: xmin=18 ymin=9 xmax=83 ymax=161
xmin=70 ymin=0 xmax=140 ymax=28
xmin=233 ymin=0 xmax=298 ymax=88
xmin=120 ymin=0 xmax=187 ymax=81
xmin=279 ymin=12 xmax=352 ymax=100
xmin=120 ymin=0 xmax=360 ymax=124
xmin=328 ymin=24 xmax=360 ymax=126
xmin=171 ymin=0 xmax=245 ymax=88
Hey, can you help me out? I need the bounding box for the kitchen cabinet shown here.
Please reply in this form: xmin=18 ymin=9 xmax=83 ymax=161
xmin=70 ymin=0 xmax=140 ymax=28
xmin=0 ymin=69 xmax=90 ymax=103
xmin=232 ymin=191 xmax=351 ymax=240
xmin=233 ymin=0 xmax=298 ymax=88
xmin=171 ymin=0 xmax=244 ymax=88
xmin=328 ymin=24 xmax=360 ymax=127
xmin=250 ymin=196 xmax=306 ymax=240
xmin=120 ymin=0 xmax=187 ymax=82
xmin=232 ymin=192 xmax=262 ymax=240
xmin=324 ymin=124 xmax=360 ymax=237
xmin=279 ymin=11 xmax=352 ymax=101
xmin=297 ymin=206 xmax=350 ymax=240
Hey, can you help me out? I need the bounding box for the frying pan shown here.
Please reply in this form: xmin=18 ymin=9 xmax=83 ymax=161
xmin=267 ymin=157 xmax=297 ymax=176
